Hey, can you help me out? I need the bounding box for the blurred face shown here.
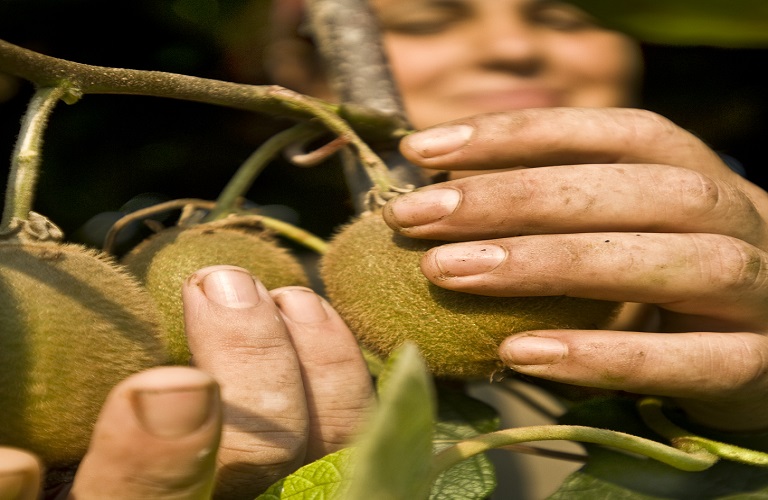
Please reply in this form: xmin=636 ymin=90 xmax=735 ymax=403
xmin=371 ymin=0 xmax=643 ymax=128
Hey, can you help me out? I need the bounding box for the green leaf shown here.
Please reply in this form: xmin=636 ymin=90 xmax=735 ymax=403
xmin=428 ymin=450 xmax=495 ymax=500
xmin=429 ymin=385 xmax=500 ymax=499
xmin=550 ymin=396 xmax=768 ymax=499
xmin=568 ymin=0 xmax=768 ymax=47
xmin=256 ymin=447 xmax=355 ymax=499
xmin=344 ymin=342 xmax=437 ymax=500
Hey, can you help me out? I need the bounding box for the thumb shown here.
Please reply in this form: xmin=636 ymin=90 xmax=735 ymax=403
xmin=69 ymin=366 xmax=222 ymax=499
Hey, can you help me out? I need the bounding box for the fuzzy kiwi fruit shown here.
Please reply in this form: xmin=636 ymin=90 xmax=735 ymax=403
xmin=122 ymin=215 xmax=311 ymax=364
xmin=320 ymin=212 xmax=621 ymax=379
xmin=0 ymin=231 xmax=170 ymax=468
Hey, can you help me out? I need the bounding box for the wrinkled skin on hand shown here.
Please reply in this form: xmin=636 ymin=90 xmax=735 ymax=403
xmin=383 ymin=107 xmax=768 ymax=432
xmin=1 ymin=265 xmax=374 ymax=500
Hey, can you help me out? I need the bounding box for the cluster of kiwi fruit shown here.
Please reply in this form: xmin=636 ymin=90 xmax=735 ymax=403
xmin=1 ymin=191 xmax=620 ymax=473
xmin=0 ymin=202 xmax=310 ymax=473
xmin=1 ymin=123 xmax=619 ymax=483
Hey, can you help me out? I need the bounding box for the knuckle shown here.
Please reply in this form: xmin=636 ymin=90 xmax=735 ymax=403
xmin=683 ymin=171 xmax=766 ymax=240
xmin=623 ymin=108 xmax=679 ymax=142
xmin=710 ymin=335 xmax=768 ymax=393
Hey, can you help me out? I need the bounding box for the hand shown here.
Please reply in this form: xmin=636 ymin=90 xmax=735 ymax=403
xmin=382 ymin=107 xmax=768 ymax=432
xmin=4 ymin=265 xmax=374 ymax=500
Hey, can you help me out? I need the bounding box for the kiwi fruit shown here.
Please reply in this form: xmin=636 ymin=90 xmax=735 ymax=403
xmin=320 ymin=212 xmax=621 ymax=380
xmin=0 ymin=234 xmax=170 ymax=469
xmin=121 ymin=215 xmax=311 ymax=364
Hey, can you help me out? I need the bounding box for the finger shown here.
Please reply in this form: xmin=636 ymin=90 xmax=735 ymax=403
xmin=499 ymin=330 xmax=768 ymax=432
xmin=399 ymin=108 xmax=727 ymax=177
xmin=382 ymin=165 xmax=768 ymax=247
xmin=182 ymin=266 xmax=308 ymax=497
xmin=69 ymin=367 xmax=221 ymax=499
xmin=0 ymin=448 xmax=42 ymax=500
xmin=271 ymin=287 xmax=375 ymax=463
xmin=418 ymin=232 xmax=768 ymax=330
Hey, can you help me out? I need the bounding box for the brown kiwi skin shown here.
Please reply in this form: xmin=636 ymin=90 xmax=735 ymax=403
xmin=320 ymin=212 xmax=622 ymax=380
xmin=0 ymin=240 xmax=170 ymax=468
xmin=121 ymin=218 xmax=311 ymax=364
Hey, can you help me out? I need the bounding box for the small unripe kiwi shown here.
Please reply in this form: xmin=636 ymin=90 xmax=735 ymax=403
xmin=0 ymin=236 xmax=170 ymax=468
xmin=321 ymin=212 xmax=621 ymax=380
xmin=121 ymin=216 xmax=311 ymax=364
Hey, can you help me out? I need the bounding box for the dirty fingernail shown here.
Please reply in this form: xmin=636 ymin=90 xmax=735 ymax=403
xmin=432 ymin=243 xmax=506 ymax=277
xmin=386 ymin=188 xmax=461 ymax=228
xmin=501 ymin=336 xmax=567 ymax=365
xmin=404 ymin=124 xmax=474 ymax=158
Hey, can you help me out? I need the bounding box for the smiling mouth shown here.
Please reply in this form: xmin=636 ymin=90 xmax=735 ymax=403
xmin=456 ymin=89 xmax=562 ymax=111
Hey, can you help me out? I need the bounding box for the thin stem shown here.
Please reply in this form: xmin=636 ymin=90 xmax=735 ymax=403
xmin=0 ymin=38 xmax=335 ymax=119
xmin=258 ymin=215 xmax=329 ymax=255
xmin=430 ymin=424 xmax=718 ymax=485
xmin=262 ymin=88 xmax=404 ymax=194
xmin=0 ymin=38 xmax=409 ymax=191
xmin=102 ymin=198 xmax=217 ymax=254
xmin=638 ymin=397 xmax=768 ymax=467
xmin=2 ymin=86 xmax=73 ymax=230
xmin=0 ymin=38 xmax=412 ymax=209
xmin=205 ymin=121 xmax=327 ymax=222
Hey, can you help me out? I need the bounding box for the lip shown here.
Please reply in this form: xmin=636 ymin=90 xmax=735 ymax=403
xmin=453 ymin=89 xmax=563 ymax=111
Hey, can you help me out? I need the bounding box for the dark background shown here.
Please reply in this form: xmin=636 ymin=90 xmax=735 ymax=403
xmin=1 ymin=0 xmax=767 ymax=246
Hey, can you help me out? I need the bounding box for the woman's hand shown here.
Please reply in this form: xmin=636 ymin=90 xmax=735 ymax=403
xmin=383 ymin=107 xmax=768 ymax=432
xmin=4 ymin=265 xmax=374 ymax=500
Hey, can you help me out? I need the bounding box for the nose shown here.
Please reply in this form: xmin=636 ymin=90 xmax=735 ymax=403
xmin=470 ymin=14 xmax=542 ymax=72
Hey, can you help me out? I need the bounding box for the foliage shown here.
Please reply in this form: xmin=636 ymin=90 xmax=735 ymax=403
xmin=2 ymin=2 xmax=768 ymax=498
xmin=569 ymin=0 xmax=768 ymax=47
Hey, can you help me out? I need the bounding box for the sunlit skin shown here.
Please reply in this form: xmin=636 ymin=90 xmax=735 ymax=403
xmin=373 ymin=0 xmax=643 ymax=128
xmin=4 ymin=1 xmax=768 ymax=497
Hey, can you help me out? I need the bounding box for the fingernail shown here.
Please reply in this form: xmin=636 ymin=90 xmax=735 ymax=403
xmin=134 ymin=385 xmax=216 ymax=438
xmin=274 ymin=288 xmax=329 ymax=324
xmin=386 ymin=188 xmax=461 ymax=228
xmin=432 ymin=243 xmax=506 ymax=277
xmin=501 ymin=336 xmax=567 ymax=365
xmin=404 ymin=124 xmax=474 ymax=158
xmin=201 ymin=269 xmax=263 ymax=308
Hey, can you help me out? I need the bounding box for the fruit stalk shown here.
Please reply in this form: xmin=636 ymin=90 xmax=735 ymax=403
xmin=1 ymin=86 xmax=75 ymax=233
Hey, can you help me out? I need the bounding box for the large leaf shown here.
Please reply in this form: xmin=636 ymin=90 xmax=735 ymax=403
xmin=568 ymin=0 xmax=768 ymax=48
xmin=430 ymin=385 xmax=500 ymax=499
